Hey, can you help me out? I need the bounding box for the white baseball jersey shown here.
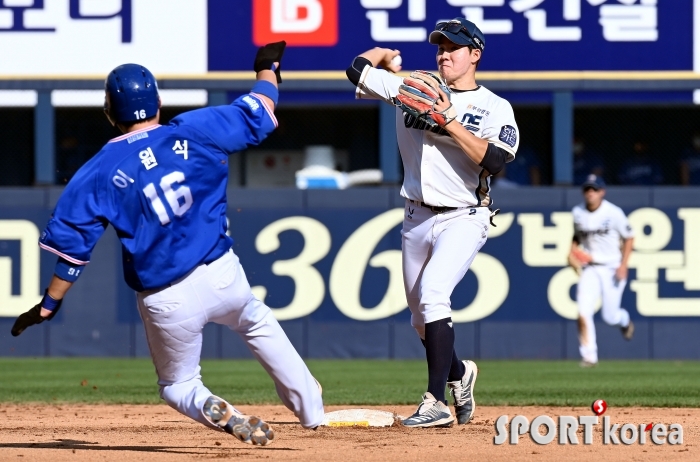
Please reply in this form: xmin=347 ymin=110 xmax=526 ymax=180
xmin=572 ymin=199 xmax=634 ymax=266
xmin=356 ymin=66 xmax=519 ymax=207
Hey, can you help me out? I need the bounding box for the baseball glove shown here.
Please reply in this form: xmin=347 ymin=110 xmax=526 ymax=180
xmin=394 ymin=71 xmax=457 ymax=128
xmin=568 ymin=247 xmax=593 ymax=275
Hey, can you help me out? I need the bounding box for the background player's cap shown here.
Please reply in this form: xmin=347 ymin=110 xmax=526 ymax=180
xmin=429 ymin=18 xmax=485 ymax=52
xmin=582 ymin=174 xmax=606 ymax=190
xmin=104 ymin=63 xmax=160 ymax=125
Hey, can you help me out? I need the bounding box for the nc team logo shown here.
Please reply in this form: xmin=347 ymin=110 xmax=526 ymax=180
xmin=253 ymin=0 xmax=338 ymax=46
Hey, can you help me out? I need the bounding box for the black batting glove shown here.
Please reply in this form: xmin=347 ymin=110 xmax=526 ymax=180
xmin=254 ymin=41 xmax=286 ymax=83
xmin=11 ymin=290 xmax=63 ymax=337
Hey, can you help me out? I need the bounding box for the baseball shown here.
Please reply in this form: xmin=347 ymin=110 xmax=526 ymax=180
xmin=391 ymin=54 xmax=402 ymax=67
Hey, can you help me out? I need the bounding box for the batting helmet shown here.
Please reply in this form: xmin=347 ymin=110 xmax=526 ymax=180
xmin=104 ymin=64 xmax=159 ymax=124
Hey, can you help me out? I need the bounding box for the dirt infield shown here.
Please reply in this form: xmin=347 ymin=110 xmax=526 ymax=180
xmin=0 ymin=404 xmax=696 ymax=461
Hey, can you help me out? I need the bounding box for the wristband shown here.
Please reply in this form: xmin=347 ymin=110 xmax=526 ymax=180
xmin=41 ymin=290 xmax=61 ymax=312
xmin=251 ymin=80 xmax=279 ymax=106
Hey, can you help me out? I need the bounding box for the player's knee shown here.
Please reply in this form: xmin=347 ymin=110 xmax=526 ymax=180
xmin=159 ymin=381 xmax=195 ymax=409
xmin=601 ymin=310 xmax=619 ymax=326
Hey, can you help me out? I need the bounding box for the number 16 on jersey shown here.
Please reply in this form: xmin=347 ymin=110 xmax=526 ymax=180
xmin=143 ymin=171 xmax=193 ymax=225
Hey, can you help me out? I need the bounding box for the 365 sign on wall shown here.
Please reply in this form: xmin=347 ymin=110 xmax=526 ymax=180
xmin=2 ymin=205 xmax=700 ymax=321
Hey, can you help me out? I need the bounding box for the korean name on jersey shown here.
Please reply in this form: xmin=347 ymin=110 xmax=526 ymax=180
xmin=39 ymin=93 xmax=277 ymax=291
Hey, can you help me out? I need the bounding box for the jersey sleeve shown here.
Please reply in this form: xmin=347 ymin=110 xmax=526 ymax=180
xmin=39 ymin=158 xmax=108 ymax=265
xmin=615 ymin=208 xmax=634 ymax=239
xmin=355 ymin=66 xmax=402 ymax=104
xmin=572 ymin=207 xmax=583 ymax=242
xmin=171 ymin=92 xmax=277 ymax=155
xmin=480 ymin=99 xmax=519 ymax=161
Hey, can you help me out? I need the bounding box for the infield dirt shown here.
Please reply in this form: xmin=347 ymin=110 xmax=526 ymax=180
xmin=0 ymin=404 xmax=696 ymax=461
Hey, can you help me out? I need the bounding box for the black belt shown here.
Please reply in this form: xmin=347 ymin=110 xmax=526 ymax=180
xmin=409 ymin=200 xmax=458 ymax=214
xmin=408 ymin=199 xmax=501 ymax=227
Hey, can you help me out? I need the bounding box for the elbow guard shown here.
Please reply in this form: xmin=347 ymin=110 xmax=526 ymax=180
xmin=346 ymin=56 xmax=372 ymax=86
xmin=479 ymin=144 xmax=509 ymax=175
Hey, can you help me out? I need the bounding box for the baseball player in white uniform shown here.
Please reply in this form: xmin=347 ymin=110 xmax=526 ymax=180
xmin=570 ymin=175 xmax=635 ymax=367
xmin=346 ymin=18 xmax=519 ymax=427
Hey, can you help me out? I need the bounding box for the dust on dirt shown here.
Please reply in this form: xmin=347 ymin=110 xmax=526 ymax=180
xmin=0 ymin=404 xmax=696 ymax=461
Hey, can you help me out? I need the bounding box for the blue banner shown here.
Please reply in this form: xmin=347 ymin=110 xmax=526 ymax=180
xmin=2 ymin=187 xmax=700 ymax=359
xmin=209 ymin=0 xmax=694 ymax=72
xmin=227 ymin=205 xmax=700 ymax=324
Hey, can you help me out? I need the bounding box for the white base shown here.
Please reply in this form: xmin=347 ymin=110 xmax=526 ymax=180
xmin=320 ymin=409 xmax=402 ymax=427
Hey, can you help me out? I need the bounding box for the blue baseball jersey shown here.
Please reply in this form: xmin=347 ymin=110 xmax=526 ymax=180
xmin=39 ymin=92 xmax=277 ymax=291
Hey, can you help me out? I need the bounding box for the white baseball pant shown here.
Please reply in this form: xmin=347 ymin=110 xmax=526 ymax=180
xmin=136 ymin=249 xmax=324 ymax=429
xmin=401 ymin=200 xmax=489 ymax=338
xmin=577 ymin=264 xmax=630 ymax=364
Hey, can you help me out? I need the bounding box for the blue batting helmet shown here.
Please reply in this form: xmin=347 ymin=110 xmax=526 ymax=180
xmin=104 ymin=64 xmax=159 ymax=124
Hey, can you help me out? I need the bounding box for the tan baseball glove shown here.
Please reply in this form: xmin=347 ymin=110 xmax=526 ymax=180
xmin=394 ymin=71 xmax=457 ymax=128
xmin=568 ymin=247 xmax=593 ymax=275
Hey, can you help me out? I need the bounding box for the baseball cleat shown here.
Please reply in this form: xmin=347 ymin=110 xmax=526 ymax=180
xmin=447 ymin=360 xmax=478 ymax=425
xmin=203 ymin=396 xmax=275 ymax=446
xmin=401 ymin=392 xmax=454 ymax=428
xmin=621 ymin=320 xmax=634 ymax=341
xmin=579 ymin=360 xmax=597 ymax=368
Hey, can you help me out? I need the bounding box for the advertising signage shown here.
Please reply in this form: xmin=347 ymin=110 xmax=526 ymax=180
xmin=0 ymin=1 xmax=695 ymax=76
xmin=211 ymin=0 xmax=696 ymax=72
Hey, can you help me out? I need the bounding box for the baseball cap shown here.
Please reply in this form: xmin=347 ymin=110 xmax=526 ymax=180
xmin=582 ymin=174 xmax=606 ymax=190
xmin=429 ymin=18 xmax=485 ymax=51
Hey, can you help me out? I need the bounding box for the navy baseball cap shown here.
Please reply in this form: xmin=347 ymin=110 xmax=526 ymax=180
xmin=582 ymin=174 xmax=606 ymax=190
xmin=429 ymin=18 xmax=485 ymax=51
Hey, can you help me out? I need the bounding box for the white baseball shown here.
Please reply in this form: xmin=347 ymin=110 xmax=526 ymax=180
xmin=391 ymin=55 xmax=402 ymax=67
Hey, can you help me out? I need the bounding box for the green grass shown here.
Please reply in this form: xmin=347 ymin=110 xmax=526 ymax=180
xmin=0 ymin=359 xmax=699 ymax=407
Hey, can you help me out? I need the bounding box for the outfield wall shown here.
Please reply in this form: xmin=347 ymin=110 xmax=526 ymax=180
xmin=1 ymin=186 xmax=699 ymax=360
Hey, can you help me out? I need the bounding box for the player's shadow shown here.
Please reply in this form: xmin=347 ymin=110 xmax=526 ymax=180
xmin=0 ymin=439 xmax=298 ymax=454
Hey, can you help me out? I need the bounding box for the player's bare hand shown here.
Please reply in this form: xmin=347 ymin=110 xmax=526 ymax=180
xmin=380 ymin=49 xmax=402 ymax=73
xmin=615 ymin=265 xmax=628 ymax=282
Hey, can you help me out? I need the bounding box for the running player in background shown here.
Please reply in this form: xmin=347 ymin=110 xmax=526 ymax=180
xmin=346 ymin=18 xmax=519 ymax=427
xmin=570 ymin=175 xmax=635 ymax=368
xmin=10 ymin=42 xmax=324 ymax=445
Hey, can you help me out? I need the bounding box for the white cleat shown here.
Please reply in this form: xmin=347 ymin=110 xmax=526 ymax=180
xmin=203 ymin=396 xmax=275 ymax=446
xmin=447 ymin=360 xmax=478 ymax=425
xmin=402 ymin=392 xmax=455 ymax=428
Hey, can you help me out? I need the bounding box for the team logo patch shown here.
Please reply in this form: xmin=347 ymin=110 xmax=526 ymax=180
xmin=127 ymin=131 xmax=149 ymax=144
xmin=499 ymin=125 xmax=517 ymax=148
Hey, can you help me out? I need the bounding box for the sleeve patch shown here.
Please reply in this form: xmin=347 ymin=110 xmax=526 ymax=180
xmin=499 ymin=125 xmax=517 ymax=148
